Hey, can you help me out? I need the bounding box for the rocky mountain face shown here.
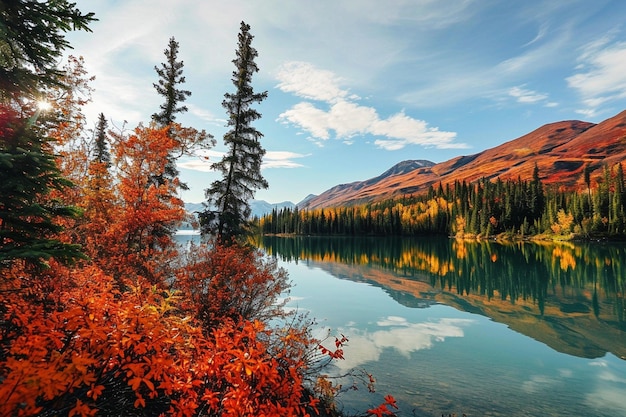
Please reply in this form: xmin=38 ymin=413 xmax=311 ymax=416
xmin=301 ymin=110 xmax=626 ymax=209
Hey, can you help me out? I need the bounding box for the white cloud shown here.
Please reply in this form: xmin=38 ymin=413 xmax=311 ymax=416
xmin=584 ymin=360 xmax=626 ymax=415
xmin=521 ymin=374 xmax=558 ymax=394
xmin=371 ymin=112 xmax=463 ymax=150
xmin=186 ymin=103 xmax=221 ymax=124
xmin=276 ymin=61 xmax=465 ymax=151
xmin=278 ymin=102 xmax=333 ymax=140
xmin=177 ymin=149 xmax=224 ymax=172
xmin=508 ymin=86 xmax=548 ymax=104
xmin=178 ymin=149 xmax=307 ymax=171
xmin=276 ymin=61 xmax=351 ymax=103
xmin=567 ymin=38 xmax=626 ymax=117
xmin=263 ymin=151 xmax=308 ymax=169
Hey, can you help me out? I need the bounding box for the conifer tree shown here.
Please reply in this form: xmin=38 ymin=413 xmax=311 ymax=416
xmin=151 ymin=36 xmax=191 ymax=187
xmin=93 ymin=112 xmax=110 ymax=166
xmin=0 ymin=1 xmax=94 ymax=268
xmin=152 ymin=36 xmax=191 ymax=127
xmin=201 ymin=21 xmax=268 ymax=241
xmin=0 ymin=0 xmax=95 ymax=103
xmin=0 ymin=108 xmax=85 ymax=268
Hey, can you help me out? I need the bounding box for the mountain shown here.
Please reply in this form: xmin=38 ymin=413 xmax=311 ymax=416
xmin=299 ymin=160 xmax=435 ymax=208
xmin=302 ymin=110 xmax=626 ymax=209
xmin=184 ymin=200 xmax=295 ymax=219
xmin=296 ymin=194 xmax=318 ymax=207
xmin=249 ymin=200 xmax=295 ymax=218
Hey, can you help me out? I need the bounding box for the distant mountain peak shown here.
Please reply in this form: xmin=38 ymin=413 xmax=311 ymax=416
xmin=299 ymin=160 xmax=434 ymax=208
xmin=185 ymin=200 xmax=295 ymax=219
xmin=378 ymin=160 xmax=435 ymax=178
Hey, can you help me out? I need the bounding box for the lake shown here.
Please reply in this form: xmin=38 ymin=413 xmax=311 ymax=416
xmin=255 ymin=236 xmax=626 ymax=417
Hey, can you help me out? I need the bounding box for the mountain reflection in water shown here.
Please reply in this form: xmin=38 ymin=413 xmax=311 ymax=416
xmin=257 ymin=236 xmax=626 ymax=361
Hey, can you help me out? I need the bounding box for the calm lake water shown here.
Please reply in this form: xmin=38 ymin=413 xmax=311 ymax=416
xmin=255 ymin=236 xmax=626 ymax=417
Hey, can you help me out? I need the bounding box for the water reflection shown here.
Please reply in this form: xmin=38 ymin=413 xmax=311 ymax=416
xmin=258 ymin=236 xmax=626 ymax=361
xmin=334 ymin=316 xmax=473 ymax=371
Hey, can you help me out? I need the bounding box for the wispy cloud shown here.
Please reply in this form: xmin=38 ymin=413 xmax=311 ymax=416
xmin=186 ymin=103 xmax=222 ymax=125
xmin=276 ymin=61 xmax=355 ymax=103
xmin=522 ymin=24 xmax=549 ymax=48
xmin=276 ymin=61 xmax=466 ymax=151
xmin=178 ymin=149 xmax=308 ymax=172
xmin=567 ymin=36 xmax=626 ymax=118
xmin=508 ymin=86 xmax=548 ymax=103
xmin=507 ymin=85 xmax=557 ymax=108
xmin=177 ymin=149 xmax=223 ymax=172
xmin=263 ymin=151 xmax=308 ymax=169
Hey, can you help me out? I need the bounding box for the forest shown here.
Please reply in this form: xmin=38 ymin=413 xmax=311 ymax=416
xmin=259 ymin=163 xmax=626 ymax=239
xmin=0 ymin=2 xmax=398 ymax=416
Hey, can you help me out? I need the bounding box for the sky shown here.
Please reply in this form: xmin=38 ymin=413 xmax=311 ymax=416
xmin=65 ymin=0 xmax=626 ymax=204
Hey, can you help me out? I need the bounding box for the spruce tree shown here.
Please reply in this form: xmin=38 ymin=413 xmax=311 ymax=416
xmin=1 ymin=1 xmax=93 ymax=269
xmin=201 ymin=21 xmax=268 ymax=241
xmin=0 ymin=0 xmax=95 ymax=103
xmin=0 ymin=108 xmax=85 ymax=268
xmin=93 ymin=112 xmax=111 ymax=166
xmin=151 ymin=36 xmax=191 ymax=187
xmin=152 ymin=36 xmax=191 ymax=127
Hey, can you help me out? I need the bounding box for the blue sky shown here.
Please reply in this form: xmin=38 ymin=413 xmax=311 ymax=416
xmin=66 ymin=0 xmax=626 ymax=204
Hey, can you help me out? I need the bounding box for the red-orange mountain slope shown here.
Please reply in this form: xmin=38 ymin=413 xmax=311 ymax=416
xmin=302 ymin=110 xmax=626 ymax=209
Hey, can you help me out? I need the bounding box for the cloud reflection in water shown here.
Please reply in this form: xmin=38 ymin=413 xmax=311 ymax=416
xmin=585 ymin=359 xmax=626 ymax=414
xmin=332 ymin=316 xmax=474 ymax=370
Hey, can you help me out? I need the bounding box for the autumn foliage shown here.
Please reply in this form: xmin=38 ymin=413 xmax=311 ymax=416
xmin=0 ymin=262 xmax=312 ymax=416
xmin=1 ymin=11 xmax=397 ymax=415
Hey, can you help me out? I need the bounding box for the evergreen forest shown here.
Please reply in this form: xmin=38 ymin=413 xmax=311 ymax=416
xmin=259 ymin=164 xmax=626 ymax=239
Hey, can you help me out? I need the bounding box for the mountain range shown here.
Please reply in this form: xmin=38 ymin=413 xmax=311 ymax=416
xmin=184 ymin=200 xmax=295 ymax=219
xmin=186 ymin=109 xmax=626 ymax=215
xmin=300 ymin=109 xmax=626 ymax=209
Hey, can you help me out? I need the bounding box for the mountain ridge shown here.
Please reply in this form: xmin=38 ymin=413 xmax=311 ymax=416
xmin=184 ymin=200 xmax=295 ymax=219
xmin=301 ymin=110 xmax=626 ymax=209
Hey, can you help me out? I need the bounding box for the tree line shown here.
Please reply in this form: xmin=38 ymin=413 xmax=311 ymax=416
xmin=259 ymin=163 xmax=626 ymax=239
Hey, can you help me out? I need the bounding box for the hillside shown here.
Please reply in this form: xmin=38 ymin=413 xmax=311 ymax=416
xmin=301 ymin=110 xmax=626 ymax=209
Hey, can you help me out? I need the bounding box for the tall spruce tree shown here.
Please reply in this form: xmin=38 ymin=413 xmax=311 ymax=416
xmin=151 ymin=36 xmax=191 ymax=187
xmin=201 ymin=21 xmax=268 ymax=241
xmin=0 ymin=108 xmax=85 ymax=268
xmin=152 ymin=36 xmax=190 ymax=127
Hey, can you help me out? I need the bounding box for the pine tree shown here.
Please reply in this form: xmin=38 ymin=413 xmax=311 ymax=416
xmin=0 ymin=108 xmax=85 ymax=268
xmin=0 ymin=0 xmax=95 ymax=103
xmin=152 ymin=36 xmax=191 ymax=127
xmin=93 ymin=112 xmax=111 ymax=166
xmin=201 ymin=22 xmax=268 ymax=241
xmin=151 ymin=36 xmax=192 ymax=188
xmin=0 ymin=1 xmax=93 ymax=268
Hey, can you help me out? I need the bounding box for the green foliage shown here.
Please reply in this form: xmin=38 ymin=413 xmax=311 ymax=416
xmin=202 ymin=21 xmax=268 ymax=242
xmin=0 ymin=0 xmax=96 ymax=102
xmin=0 ymin=1 xmax=94 ymax=268
xmin=0 ymin=107 xmax=85 ymax=268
